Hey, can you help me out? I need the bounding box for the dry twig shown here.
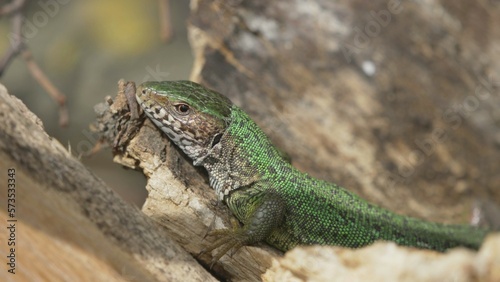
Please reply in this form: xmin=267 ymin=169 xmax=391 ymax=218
xmin=0 ymin=0 xmax=68 ymax=127
xmin=158 ymin=0 xmax=173 ymax=43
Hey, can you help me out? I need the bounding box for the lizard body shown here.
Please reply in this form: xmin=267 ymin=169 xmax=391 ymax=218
xmin=135 ymin=80 xmax=489 ymax=261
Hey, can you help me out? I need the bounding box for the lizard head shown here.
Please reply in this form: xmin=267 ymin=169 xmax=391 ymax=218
xmin=136 ymin=81 xmax=232 ymax=162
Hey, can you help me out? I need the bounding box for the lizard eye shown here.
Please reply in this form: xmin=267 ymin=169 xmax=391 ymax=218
xmin=175 ymin=103 xmax=191 ymax=115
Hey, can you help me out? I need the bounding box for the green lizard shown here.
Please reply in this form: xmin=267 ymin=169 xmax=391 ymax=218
xmin=135 ymin=80 xmax=490 ymax=262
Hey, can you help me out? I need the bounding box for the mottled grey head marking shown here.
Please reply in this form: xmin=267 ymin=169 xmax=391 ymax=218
xmin=136 ymin=81 xmax=233 ymax=164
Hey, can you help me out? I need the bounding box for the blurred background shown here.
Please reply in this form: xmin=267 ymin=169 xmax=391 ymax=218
xmin=1 ymin=0 xmax=193 ymax=206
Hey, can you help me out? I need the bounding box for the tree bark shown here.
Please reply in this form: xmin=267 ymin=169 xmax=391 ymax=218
xmin=0 ymin=84 xmax=215 ymax=281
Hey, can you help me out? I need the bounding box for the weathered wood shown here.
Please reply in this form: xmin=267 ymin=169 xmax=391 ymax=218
xmin=263 ymin=236 xmax=500 ymax=281
xmin=0 ymin=83 xmax=215 ymax=282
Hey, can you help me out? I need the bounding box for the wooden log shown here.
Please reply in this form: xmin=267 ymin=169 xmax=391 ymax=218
xmin=0 ymin=83 xmax=215 ymax=282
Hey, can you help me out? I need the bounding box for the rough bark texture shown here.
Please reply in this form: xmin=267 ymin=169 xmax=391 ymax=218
xmin=263 ymin=236 xmax=500 ymax=282
xmin=0 ymin=83 xmax=215 ymax=282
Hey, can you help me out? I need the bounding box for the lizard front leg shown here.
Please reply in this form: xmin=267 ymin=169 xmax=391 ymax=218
xmin=202 ymin=191 xmax=285 ymax=264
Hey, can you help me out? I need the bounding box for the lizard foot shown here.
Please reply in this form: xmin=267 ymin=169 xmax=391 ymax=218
xmin=198 ymin=192 xmax=285 ymax=267
xmin=199 ymin=218 xmax=249 ymax=267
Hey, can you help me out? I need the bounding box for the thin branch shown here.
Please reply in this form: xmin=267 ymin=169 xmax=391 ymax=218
xmin=0 ymin=0 xmax=25 ymax=16
xmin=0 ymin=10 xmax=25 ymax=76
xmin=0 ymin=0 xmax=69 ymax=127
xmin=159 ymin=0 xmax=173 ymax=43
xmin=21 ymin=49 xmax=69 ymax=127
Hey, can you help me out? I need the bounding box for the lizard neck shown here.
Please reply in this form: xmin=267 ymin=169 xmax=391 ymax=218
xmin=199 ymin=106 xmax=289 ymax=200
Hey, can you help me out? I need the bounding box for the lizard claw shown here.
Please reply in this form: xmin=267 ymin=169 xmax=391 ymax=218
xmin=198 ymin=218 xmax=248 ymax=267
xmin=199 ymin=193 xmax=286 ymax=267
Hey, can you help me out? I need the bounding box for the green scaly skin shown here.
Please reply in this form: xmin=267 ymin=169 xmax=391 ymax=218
xmin=136 ymin=80 xmax=490 ymax=261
